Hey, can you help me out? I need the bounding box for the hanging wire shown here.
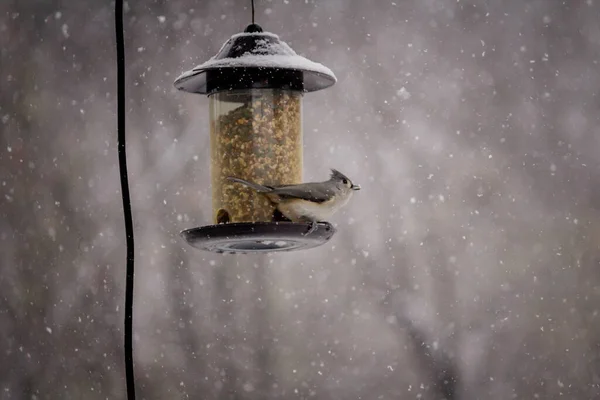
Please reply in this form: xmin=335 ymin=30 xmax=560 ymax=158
xmin=115 ymin=0 xmax=136 ymax=398
xmin=251 ymin=0 xmax=255 ymax=24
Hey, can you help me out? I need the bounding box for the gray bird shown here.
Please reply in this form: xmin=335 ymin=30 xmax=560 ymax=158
xmin=227 ymin=169 xmax=361 ymax=235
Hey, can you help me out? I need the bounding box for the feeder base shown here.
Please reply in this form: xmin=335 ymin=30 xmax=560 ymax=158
xmin=180 ymin=221 xmax=336 ymax=254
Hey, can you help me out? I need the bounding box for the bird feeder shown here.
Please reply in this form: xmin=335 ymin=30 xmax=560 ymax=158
xmin=174 ymin=23 xmax=337 ymax=254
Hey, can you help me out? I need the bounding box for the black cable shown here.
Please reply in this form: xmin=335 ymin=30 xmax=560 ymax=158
xmin=115 ymin=0 xmax=136 ymax=398
xmin=251 ymin=0 xmax=255 ymax=24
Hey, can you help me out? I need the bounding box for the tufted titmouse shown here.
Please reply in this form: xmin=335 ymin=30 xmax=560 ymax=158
xmin=227 ymin=169 xmax=361 ymax=235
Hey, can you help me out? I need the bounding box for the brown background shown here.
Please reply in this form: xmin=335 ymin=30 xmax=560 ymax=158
xmin=2 ymin=0 xmax=600 ymax=398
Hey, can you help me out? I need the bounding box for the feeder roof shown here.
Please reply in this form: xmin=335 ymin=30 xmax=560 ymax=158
xmin=174 ymin=25 xmax=336 ymax=94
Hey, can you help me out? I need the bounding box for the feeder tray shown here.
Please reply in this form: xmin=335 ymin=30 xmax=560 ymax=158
xmin=181 ymin=221 xmax=336 ymax=254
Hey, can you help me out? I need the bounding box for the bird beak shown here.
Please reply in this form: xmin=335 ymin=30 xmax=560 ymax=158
xmin=351 ymin=184 xmax=361 ymax=191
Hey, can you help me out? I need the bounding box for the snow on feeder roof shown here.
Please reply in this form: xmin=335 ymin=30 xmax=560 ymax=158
xmin=174 ymin=23 xmax=337 ymax=95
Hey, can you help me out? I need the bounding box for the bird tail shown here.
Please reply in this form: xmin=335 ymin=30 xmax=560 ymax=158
xmin=226 ymin=176 xmax=273 ymax=193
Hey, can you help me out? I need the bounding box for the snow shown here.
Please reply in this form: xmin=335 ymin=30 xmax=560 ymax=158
xmin=7 ymin=2 xmax=600 ymax=398
xmin=396 ymin=86 xmax=411 ymax=100
xmin=175 ymin=31 xmax=336 ymax=83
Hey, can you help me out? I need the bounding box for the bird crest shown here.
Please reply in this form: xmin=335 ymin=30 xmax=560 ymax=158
xmin=330 ymin=168 xmax=350 ymax=182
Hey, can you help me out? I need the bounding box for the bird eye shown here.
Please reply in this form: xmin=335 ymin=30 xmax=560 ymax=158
xmin=342 ymin=179 xmax=348 ymax=185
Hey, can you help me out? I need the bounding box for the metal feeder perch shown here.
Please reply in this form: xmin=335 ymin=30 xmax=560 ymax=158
xmin=174 ymin=23 xmax=337 ymax=254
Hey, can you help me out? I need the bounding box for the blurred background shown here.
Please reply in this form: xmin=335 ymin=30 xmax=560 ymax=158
xmin=2 ymin=0 xmax=600 ymax=398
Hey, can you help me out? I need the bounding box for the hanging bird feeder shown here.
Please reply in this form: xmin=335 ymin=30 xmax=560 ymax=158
xmin=174 ymin=22 xmax=337 ymax=254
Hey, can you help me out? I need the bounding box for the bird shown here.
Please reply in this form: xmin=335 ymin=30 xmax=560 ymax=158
xmin=226 ymin=168 xmax=361 ymax=235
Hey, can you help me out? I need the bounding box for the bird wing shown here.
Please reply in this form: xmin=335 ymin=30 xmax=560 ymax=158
xmin=270 ymin=183 xmax=334 ymax=203
xmin=227 ymin=177 xmax=273 ymax=193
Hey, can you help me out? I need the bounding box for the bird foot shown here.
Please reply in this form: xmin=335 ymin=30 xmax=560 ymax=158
xmin=303 ymin=221 xmax=318 ymax=236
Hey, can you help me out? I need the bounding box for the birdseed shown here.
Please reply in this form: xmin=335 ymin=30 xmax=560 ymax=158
xmin=210 ymin=89 xmax=303 ymax=223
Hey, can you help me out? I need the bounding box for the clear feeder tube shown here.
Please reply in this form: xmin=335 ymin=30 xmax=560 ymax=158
xmin=209 ymin=89 xmax=303 ymax=224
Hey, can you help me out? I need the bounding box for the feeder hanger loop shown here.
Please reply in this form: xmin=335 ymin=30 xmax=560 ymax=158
xmin=250 ymin=0 xmax=256 ymax=26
